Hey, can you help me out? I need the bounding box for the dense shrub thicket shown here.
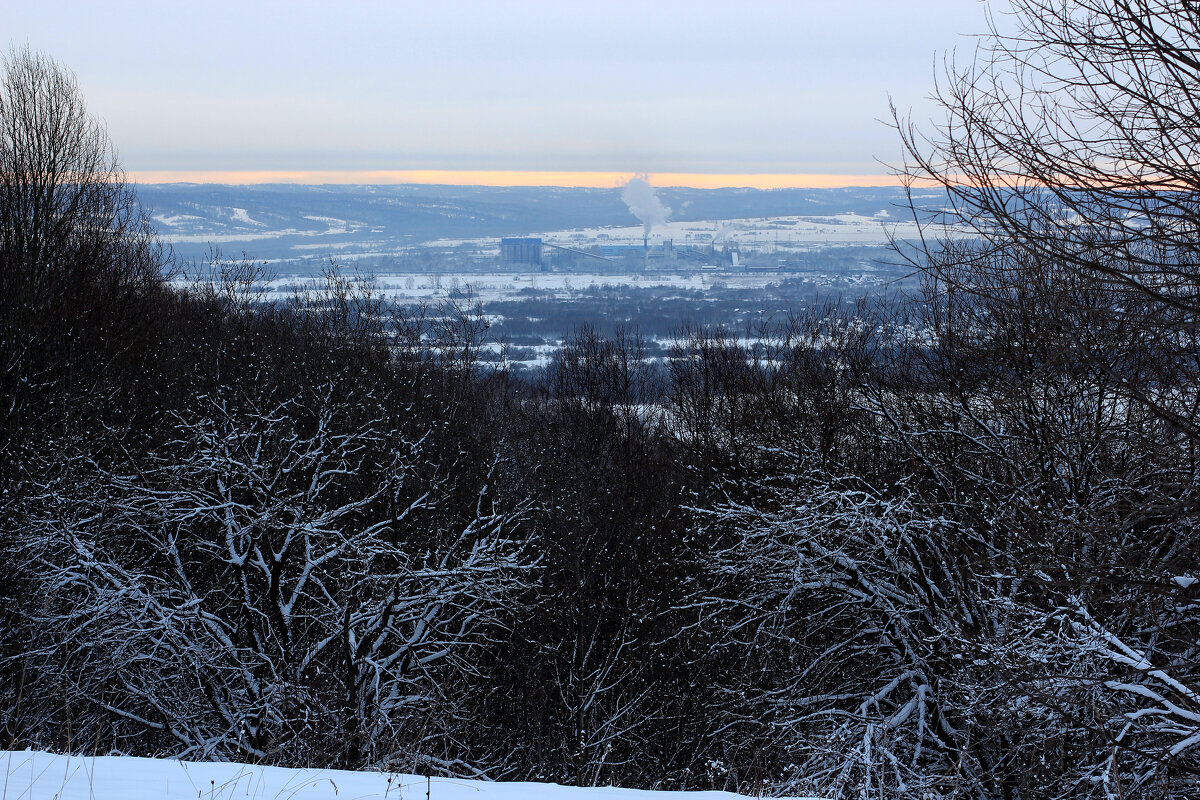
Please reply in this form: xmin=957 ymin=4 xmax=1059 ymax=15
xmin=5 ymin=2 xmax=1200 ymax=794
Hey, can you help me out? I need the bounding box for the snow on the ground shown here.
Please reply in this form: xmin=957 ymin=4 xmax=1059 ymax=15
xmin=0 ymin=751 xmax=811 ymax=800
xmin=228 ymin=207 xmax=266 ymax=227
xmin=248 ymin=272 xmax=796 ymax=305
xmin=420 ymin=214 xmax=922 ymax=251
xmin=152 ymin=213 xmax=207 ymax=227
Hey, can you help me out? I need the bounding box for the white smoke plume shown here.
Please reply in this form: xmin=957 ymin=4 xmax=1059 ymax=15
xmin=621 ymin=175 xmax=670 ymax=238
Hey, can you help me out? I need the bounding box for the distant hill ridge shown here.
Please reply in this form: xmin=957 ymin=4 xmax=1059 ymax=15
xmin=137 ymin=183 xmax=923 ymax=263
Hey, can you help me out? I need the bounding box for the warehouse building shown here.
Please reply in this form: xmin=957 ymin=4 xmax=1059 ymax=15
xmin=500 ymin=237 xmax=543 ymax=266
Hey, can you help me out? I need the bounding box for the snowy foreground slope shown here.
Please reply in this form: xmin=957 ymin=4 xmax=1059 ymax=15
xmin=1 ymin=751 xmax=811 ymax=800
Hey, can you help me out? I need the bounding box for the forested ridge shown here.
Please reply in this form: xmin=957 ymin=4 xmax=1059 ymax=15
xmin=3 ymin=3 xmax=1200 ymax=798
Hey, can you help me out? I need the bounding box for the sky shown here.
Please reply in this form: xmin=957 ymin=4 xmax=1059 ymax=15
xmin=6 ymin=0 xmax=1002 ymax=187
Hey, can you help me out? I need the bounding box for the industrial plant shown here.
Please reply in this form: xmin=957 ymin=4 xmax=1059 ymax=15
xmin=499 ymin=234 xmax=750 ymax=272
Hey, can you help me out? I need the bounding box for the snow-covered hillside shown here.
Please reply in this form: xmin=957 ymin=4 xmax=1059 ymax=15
xmin=136 ymin=183 xmax=921 ymax=266
xmin=0 ymin=751 xmax=809 ymax=800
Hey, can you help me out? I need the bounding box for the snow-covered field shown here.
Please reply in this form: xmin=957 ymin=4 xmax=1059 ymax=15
xmin=256 ymin=272 xmax=800 ymax=304
xmin=0 ymin=751 xmax=807 ymax=800
xmin=423 ymin=212 xmax=918 ymax=251
xmin=154 ymin=211 xmax=365 ymax=245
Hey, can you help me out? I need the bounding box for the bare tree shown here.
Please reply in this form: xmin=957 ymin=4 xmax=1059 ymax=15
xmin=0 ymin=47 xmax=151 ymax=274
xmin=896 ymin=0 xmax=1200 ymax=441
xmin=696 ymin=476 xmax=994 ymax=798
xmin=0 ymin=46 xmax=162 ymax=416
xmin=0 ymin=46 xmax=166 ymax=751
xmin=890 ymin=1 xmax=1200 ymax=794
xmin=16 ymin=384 xmax=532 ymax=767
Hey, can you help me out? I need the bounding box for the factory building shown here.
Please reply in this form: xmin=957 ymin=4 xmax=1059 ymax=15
xmin=500 ymin=237 xmax=543 ymax=266
xmin=598 ymin=240 xmax=677 ymax=262
xmin=646 ymin=239 xmax=674 ymax=262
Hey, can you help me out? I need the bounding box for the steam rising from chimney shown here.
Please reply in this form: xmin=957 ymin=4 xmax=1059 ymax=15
xmin=621 ymin=175 xmax=670 ymax=239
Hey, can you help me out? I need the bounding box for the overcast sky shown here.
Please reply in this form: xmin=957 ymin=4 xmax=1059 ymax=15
xmin=7 ymin=0 xmax=1001 ymax=185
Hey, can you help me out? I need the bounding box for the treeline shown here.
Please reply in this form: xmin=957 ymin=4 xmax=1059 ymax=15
xmin=484 ymin=281 xmax=836 ymax=347
xmin=6 ymin=2 xmax=1200 ymax=794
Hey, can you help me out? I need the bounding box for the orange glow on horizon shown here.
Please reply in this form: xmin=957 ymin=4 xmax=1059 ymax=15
xmin=127 ymin=169 xmax=913 ymax=190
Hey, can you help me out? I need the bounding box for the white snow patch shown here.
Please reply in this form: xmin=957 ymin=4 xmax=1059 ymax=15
xmin=152 ymin=213 xmax=206 ymax=227
xmin=0 ymin=751 xmax=807 ymax=800
xmin=302 ymin=214 xmax=349 ymax=225
xmin=228 ymin=207 xmax=265 ymax=226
